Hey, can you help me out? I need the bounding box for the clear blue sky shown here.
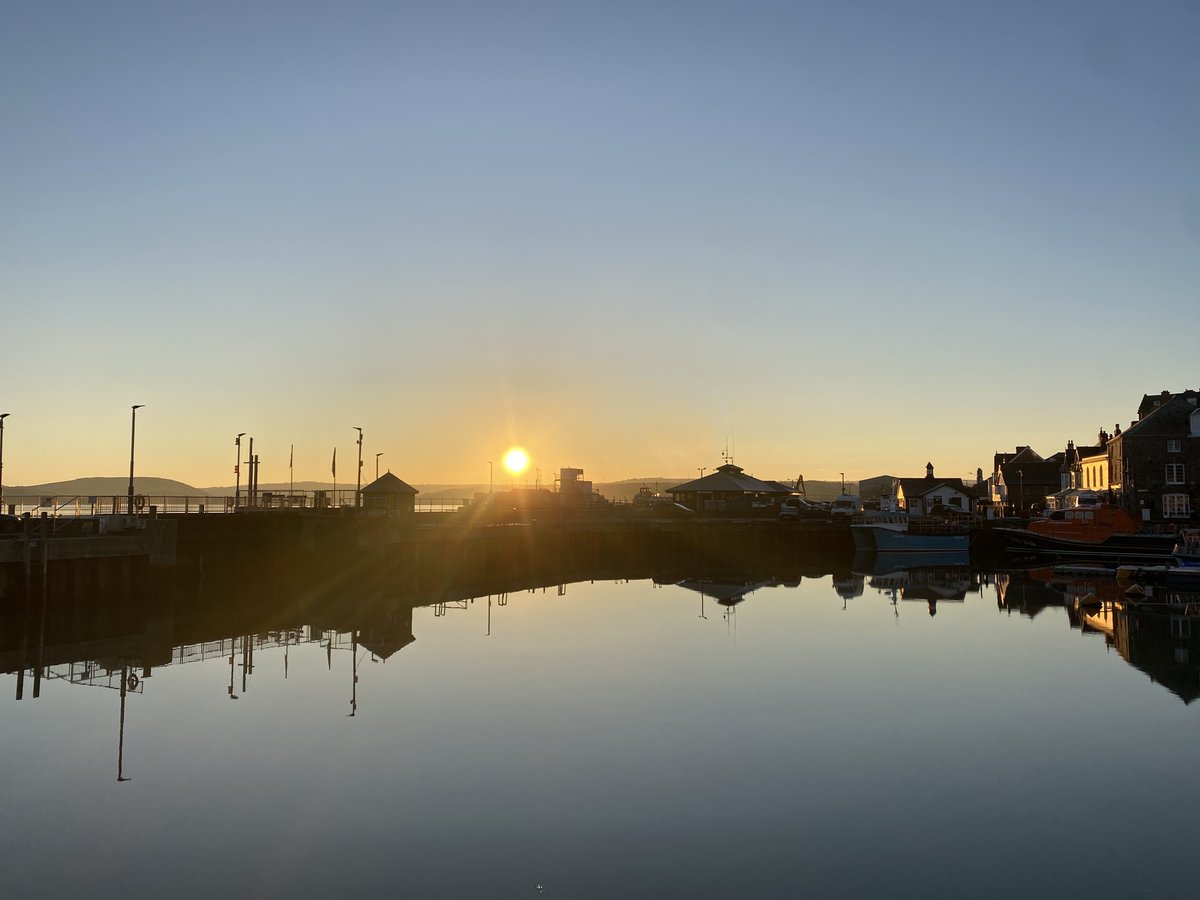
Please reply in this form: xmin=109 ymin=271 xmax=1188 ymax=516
xmin=3 ymin=0 xmax=1198 ymax=487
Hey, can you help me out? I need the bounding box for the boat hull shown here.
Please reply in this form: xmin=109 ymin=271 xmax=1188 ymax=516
xmin=993 ymin=527 xmax=1176 ymax=562
xmin=851 ymin=524 xmax=968 ymax=553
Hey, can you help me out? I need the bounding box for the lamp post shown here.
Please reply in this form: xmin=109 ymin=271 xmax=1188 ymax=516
xmin=127 ymin=405 xmax=144 ymax=515
xmin=0 ymin=413 xmax=9 ymax=512
xmin=235 ymin=433 xmax=245 ymax=510
xmin=375 ymin=452 xmax=383 ymax=481
xmin=697 ymin=467 xmax=706 ymax=513
xmin=353 ymin=427 xmax=363 ymax=508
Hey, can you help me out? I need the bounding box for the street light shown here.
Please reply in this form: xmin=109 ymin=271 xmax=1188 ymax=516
xmin=235 ymin=433 xmax=245 ymax=510
xmin=375 ymin=452 xmax=383 ymax=481
xmin=127 ymin=405 xmax=144 ymax=515
xmin=0 ymin=413 xmax=9 ymax=512
xmin=353 ymin=427 xmax=363 ymax=508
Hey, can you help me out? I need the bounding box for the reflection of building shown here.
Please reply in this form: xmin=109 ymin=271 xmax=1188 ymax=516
xmin=1112 ymin=603 xmax=1200 ymax=704
xmin=672 ymin=577 xmax=781 ymax=607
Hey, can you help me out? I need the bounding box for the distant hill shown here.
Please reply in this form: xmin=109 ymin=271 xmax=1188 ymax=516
xmin=4 ymin=475 xmax=858 ymax=503
xmin=5 ymin=476 xmax=204 ymax=497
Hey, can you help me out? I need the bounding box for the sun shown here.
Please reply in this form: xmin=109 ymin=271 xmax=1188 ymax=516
xmin=503 ymin=447 xmax=529 ymax=475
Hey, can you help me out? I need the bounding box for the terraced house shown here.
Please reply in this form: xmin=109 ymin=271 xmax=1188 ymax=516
xmin=1107 ymin=392 xmax=1200 ymax=522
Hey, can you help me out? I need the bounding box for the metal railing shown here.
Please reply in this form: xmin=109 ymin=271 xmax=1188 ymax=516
xmin=1 ymin=492 xmax=471 ymax=516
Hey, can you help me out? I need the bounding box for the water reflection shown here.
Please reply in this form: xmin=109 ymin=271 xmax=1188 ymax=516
xmin=6 ymin=550 xmax=1200 ymax=721
xmin=5 ymin=541 xmax=1200 ymax=898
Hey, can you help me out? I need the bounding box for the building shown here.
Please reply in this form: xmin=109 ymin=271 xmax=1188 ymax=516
xmin=1045 ymin=438 xmax=1108 ymax=510
xmin=990 ymin=447 xmax=1063 ymax=516
xmin=894 ymin=463 xmax=978 ymax=515
xmin=667 ymin=463 xmax=792 ymax=513
xmin=858 ymin=475 xmax=895 ymax=502
xmin=558 ymin=468 xmax=595 ymax=506
xmin=360 ymin=472 xmax=419 ymax=514
xmin=1108 ymin=393 xmax=1200 ymax=521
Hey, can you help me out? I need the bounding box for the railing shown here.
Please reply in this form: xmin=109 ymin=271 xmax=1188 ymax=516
xmin=1 ymin=492 xmax=471 ymax=516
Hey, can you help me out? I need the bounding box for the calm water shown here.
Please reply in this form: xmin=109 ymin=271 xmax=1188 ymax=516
xmin=3 ymin=565 xmax=1198 ymax=899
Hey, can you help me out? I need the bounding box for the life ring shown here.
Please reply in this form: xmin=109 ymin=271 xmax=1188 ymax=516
xmin=127 ymin=673 xmax=140 ymax=690
xmin=134 ymin=494 xmax=146 ymax=511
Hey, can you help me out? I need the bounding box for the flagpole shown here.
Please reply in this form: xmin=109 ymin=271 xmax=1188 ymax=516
xmin=332 ymin=447 xmax=337 ymax=508
xmin=290 ymin=443 xmax=294 ymax=498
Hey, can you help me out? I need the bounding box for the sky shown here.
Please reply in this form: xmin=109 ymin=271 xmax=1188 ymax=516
xmin=3 ymin=0 xmax=1199 ymax=489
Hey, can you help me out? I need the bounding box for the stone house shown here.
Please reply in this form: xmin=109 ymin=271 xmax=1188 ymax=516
xmin=1108 ymin=393 xmax=1200 ymax=521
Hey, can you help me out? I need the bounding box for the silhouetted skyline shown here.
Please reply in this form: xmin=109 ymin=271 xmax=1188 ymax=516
xmin=4 ymin=1 xmax=1197 ymax=486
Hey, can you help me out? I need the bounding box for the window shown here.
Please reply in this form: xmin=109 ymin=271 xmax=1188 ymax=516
xmin=1163 ymin=493 xmax=1191 ymax=518
xmin=948 ymin=496 xmax=962 ymax=508
xmin=1168 ymin=439 xmax=1181 ymax=452
xmin=1166 ymin=463 xmax=1185 ymax=485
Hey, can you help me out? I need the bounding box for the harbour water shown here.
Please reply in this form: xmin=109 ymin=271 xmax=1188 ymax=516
xmin=3 ymin=561 xmax=1199 ymax=899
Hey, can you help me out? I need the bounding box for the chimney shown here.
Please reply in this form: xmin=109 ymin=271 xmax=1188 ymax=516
xmin=925 ymin=462 xmax=934 ymax=479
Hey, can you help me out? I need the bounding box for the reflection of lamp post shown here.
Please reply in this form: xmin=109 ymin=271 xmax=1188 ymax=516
xmin=127 ymin=405 xmax=144 ymax=514
xmin=234 ymin=433 xmax=245 ymax=509
xmin=117 ymin=665 xmax=132 ymax=782
xmin=375 ymin=452 xmax=383 ymax=481
xmin=0 ymin=413 xmax=9 ymax=512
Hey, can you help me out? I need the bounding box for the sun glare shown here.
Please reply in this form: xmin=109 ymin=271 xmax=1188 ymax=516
xmin=504 ymin=447 xmax=529 ymax=475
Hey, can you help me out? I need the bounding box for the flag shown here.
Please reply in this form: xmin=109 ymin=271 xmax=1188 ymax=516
xmin=332 ymin=448 xmax=336 ymax=478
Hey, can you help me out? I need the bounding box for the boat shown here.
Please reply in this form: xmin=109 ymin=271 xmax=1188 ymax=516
xmin=992 ymin=505 xmax=1177 ymax=561
xmin=1173 ymin=529 xmax=1200 ymax=567
xmin=850 ymin=514 xmax=969 ymax=553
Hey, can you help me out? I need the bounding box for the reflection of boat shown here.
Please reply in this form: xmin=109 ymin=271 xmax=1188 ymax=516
xmin=850 ymin=516 xmax=969 ymax=553
xmin=1115 ymin=563 xmax=1200 ymax=592
xmin=852 ymin=548 xmax=969 ymax=576
xmin=993 ymin=506 xmax=1177 ymax=561
xmin=853 ymin=550 xmax=976 ymax=608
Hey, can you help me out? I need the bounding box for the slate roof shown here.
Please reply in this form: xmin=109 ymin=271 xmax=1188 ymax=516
xmin=361 ymin=472 xmax=419 ymax=494
xmin=1123 ymin=394 xmax=1200 ymax=436
xmin=999 ymin=457 xmax=1062 ymax=487
xmin=1138 ymin=390 xmax=1200 ymax=421
xmin=896 ymin=476 xmax=978 ymax=500
xmin=667 ymin=463 xmax=791 ymax=496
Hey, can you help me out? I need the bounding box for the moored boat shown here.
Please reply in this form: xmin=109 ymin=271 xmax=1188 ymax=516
xmin=993 ymin=505 xmax=1176 ymax=561
xmin=850 ymin=515 xmax=969 ymax=553
xmin=1173 ymin=529 xmax=1200 ymax=568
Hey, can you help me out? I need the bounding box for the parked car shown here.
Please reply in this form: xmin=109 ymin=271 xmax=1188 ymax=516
xmin=779 ymin=498 xmax=827 ymax=520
